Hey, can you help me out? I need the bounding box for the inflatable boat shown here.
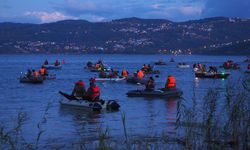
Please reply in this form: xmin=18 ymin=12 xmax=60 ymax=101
xmin=126 ymin=88 xmax=183 ymax=98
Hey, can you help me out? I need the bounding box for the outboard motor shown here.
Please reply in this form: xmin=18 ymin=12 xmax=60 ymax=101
xmin=92 ymin=102 xmax=102 ymax=111
xmin=106 ymin=100 xmax=120 ymax=110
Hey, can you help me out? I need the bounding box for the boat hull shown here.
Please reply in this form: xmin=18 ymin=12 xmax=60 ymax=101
xmin=195 ymin=72 xmax=230 ymax=79
xmin=127 ymin=89 xmax=183 ymax=98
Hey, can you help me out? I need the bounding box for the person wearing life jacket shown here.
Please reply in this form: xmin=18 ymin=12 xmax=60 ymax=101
xmin=248 ymin=64 xmax=250 ymax=70
xmin=44 ymin=59 xmax=48 ymax=65
xmin=137 ymin=70 xmax=144 ymax=78
xmin=142 ymin=64 xmax=148 ymax=71
xmin=121 ymin=69 xmax=129 ymax=77
xmin=147 ymin=64 xmax=152 ymax=72
xmin=26 ymin=69 xmax=32 ymax=78
xmin=95 ymin=63 xmax=100 ymax=69
xmin=87 ymin=79 xmax=100 ymax=101
xmin=32 ymin=69 xmax=39 ymax=77
xmin=145 ymin=77 xmax=155 ymax=91
xmin=165 ymin=75 xmax=176 ymax=90
xmin=55 ymin=60 xmax=60 ymax=66
xmin=71 ymin=80 xmax=86 ymax=98
xmin=39 ymin=66 xmax=45 ymax=76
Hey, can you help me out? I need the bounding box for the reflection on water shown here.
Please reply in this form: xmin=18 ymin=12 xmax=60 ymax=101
xmin=0 ymin=54 xmax=246 ymax=144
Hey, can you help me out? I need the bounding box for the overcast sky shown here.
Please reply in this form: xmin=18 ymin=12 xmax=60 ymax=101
xmin=0 ymin=0 xmax=249 ymax=23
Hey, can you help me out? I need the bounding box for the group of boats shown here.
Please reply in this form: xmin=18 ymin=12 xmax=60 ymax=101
xmin=21 ymin=58 xmax=250 ymax=112
xmin=19 ymin=60 xmax=62 ymax=84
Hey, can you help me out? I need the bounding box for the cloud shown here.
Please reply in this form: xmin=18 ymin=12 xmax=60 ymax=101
xmin=179 ymin=6 xmax=202 ymax=15
xmin=24 ymin=11 xmax=76 ymax=23
xmin=202 ymin=0 xmax=250 ymax=18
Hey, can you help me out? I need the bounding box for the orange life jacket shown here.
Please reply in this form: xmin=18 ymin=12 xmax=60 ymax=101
xmin=122 ymin=70 xmax=128 ymax=77
xmin=39 ymin=68 xmax=45 ymax=75
xmin=137 ymin=70 xmax=144 ymax=78
xmin=89 ymin=86 xmax=100 ymax=100
xmin=166 ymin=76 xmax=176 ymax=88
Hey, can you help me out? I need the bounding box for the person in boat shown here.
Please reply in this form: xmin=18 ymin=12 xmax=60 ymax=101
xmin=108 ymin=69 xmax=118 ymax=78
xmin=137 ymin=70 xmax=144 ymax=78
xmin=86 ymin=78 xmax=100 ymax=101
xmin=193 ymin=64 xmax=197 ymax=68
xmin=54 ymin=60 xmax=60 ymax=66
xmin=121 ymin=69 xmax=129 ymax=77
xmin=147 ymin=64 xmax=152 ymax=72
xmin=99 ymin=70 xmax=107 ymax=78
xmin=87 ymin=61 xmax=93 ymax=68
xmin=208 ymin=66 xmax=217 ymax=74
xmin=145 ymin=77 xmax=155 ymax=91
xmin=248 ymin=64 xmax=250 ymax=70
xmin=44 ymin=59 xmax=48 ymax=65
xmin=71 ymin=80 xmax=86 ymax=98
xmin=26 ymin=69 xmax=32 ymax=78
xmin=39 ymin=66 xmax=46 ymax=76
xmin=142 ymin=64 xmax=148 ymax=71
xmin=198 ymin=63 xmax=203 ymax=71
xmin=163 ymin=75 xmax=176 ymax=90
xmin=32 ymin=69 xmax=39 ymax=78
xmin=202 ymin=65 xmax=206 ymax=73
xmin=233 ymin=63 xmax=239 ymax=69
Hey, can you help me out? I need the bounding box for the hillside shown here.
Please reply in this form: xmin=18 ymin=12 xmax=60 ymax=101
xmin=0 ymin=17 xmax=250 ymax=54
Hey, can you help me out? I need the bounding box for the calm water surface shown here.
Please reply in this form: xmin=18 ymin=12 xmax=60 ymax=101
xmin=0 ymin=54 xmax=247 ymax=145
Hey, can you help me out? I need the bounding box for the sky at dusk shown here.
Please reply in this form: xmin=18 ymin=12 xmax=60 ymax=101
xmin=0 ymin=0 xmax=249 ymax=23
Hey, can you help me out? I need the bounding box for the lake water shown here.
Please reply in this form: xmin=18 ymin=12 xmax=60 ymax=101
xmin=0 ymin=54 xmax=248 ymax=146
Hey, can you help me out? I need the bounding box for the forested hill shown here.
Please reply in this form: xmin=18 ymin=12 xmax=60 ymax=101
xmin=0 ymin=17 xmax=250 ymax=54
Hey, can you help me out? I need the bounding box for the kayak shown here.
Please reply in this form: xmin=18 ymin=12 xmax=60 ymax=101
xmin=95 ymin=77 xmax=126 ymax=82
xmin=177 ymin=64 xmax=190 ymax=68
xmin=59 ymin=91 xmax=120 ymax=111
xmin=126 ymin=77 xmax=148 ymax=84
xmin=195 ymin=72 xmax=230 ymax=79
xmin=127 ymin=88 xmax=183 ymax=98
xmin=20 ymin=76 xmax=43 ymax=84
xmin=43 ymin=64 xmax=62 ymax=70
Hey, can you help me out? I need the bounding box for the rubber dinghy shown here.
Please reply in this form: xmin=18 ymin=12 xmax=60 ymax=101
xmin=127 ymin=89 xmax=183 ymax=98
xmin=95 ymin=77 xmax=126 ymax=82
xmin=20 ymin=76 xmax=43 ymax=84
xmin=59 ymin=91 xmax=120 ymax=111
xmin=43 ymin=64 xmax=62 ymax=70
xmin=126 ymin=77 xmax=148 ymax=84
xmin=195 ymin=72 xmax=230 ymax=79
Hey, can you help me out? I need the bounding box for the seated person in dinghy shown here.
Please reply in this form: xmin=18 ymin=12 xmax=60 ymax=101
xmin=86 ymin=78 xmax=100 ymax=101
xmin=71 ymin=80 xmax=86 ymax=98
xmin=145 ymin=77 xmax=155 ymax=91
xmin=160 ymin=75 xmax=176 ymax=91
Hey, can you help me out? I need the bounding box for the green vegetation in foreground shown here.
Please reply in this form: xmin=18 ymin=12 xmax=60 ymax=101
xmin=0 ymin=75 xmax=249 ymax=149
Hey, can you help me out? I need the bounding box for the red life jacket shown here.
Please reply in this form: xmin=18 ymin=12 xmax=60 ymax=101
xmin=89 ymin=86 xmax=100 ymax=100
xmin=76 ymin=81 xmax=84 ymax=86
xmin=166 ymin=76 xmax=176 ymax=88
xmin=248 ymin=65 xmax=250 ymax=69
xmin=137 ymin=70 xmax=144 ymax=78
